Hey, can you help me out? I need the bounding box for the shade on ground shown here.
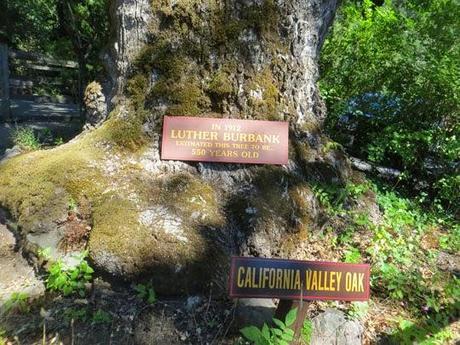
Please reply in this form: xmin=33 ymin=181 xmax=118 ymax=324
xmin=7 ymin=99 xmax=80 ymax=121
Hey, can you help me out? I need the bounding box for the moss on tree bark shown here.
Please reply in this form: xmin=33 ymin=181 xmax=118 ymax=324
xmin=0 ymin=0 xmax=353 ymax=295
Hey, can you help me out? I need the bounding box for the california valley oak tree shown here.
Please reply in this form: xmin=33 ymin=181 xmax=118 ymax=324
xmin=0 ymin=0 xmax=378 ymax=296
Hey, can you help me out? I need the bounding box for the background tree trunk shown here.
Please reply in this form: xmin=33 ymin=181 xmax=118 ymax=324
xmin=104 ymin=0 xmax=152 ymax=107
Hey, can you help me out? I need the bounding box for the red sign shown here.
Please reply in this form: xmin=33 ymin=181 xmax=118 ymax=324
xmin=161 ymin=116 xmax=289 ymax=165
xmin=229 ymin=256 xmax=370 ymax=301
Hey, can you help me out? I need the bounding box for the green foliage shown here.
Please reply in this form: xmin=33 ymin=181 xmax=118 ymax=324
xmin=11 ymin=126 xmax=66 ymax=150
xmin=439 ymin=223 xmax=460 ymax=253
xmin=62 ymin=307 xmax=112 ymax=325
xmin=367 ymin=183 xmax=459 ymax=322
xmin=63 ymin=307 xmax=89 ymax=322
xmin=0 ymin=0 xmax=59 ymax=51
xmin=347 ymin=301 xmax=369 ymax=320
xmin=315 ymin=178 xmax=460 ymax=340
xmin=311 ymin=184 xmax=346 ymax=215
xmin=320 ymin=0 xmax=460 ymax=211
xmin=321 ymin=140 xmax=343 ymax=154
xmin=311 ymin=182 xmax=369 ymax=215
xmin=1 ymin=0 xmax=109 ymax=83
xmin=37 ymin=247 xmax=52 ymax=261
xmin=46 ymin=250 xmax=94 ymax=297
xmin=3 ymin=292 xmax=30 ymax=314
xmin=57 ymin=0 xmax=109 ymax=80
xmin=301 ymin=319 xmax=313 ymax=344
xmin=54 ymin=137 xmax=64 ymax=146
xmin=343 ymin=247 xmax=362 ymax=264
xmin=240 ymin=308 xmax=297 ymax=345
xmin=68 ymin=197 xmax=78 ymax=212
xmin=345 ymin=182 xmax=370 ymax=199
xmin=12 ymin=127 xmax=41 ymax=151
xmin=389 ymin=316 xmax=455 ymax=344
xmin=91 ymin=309 xmax=112 ymax=324
xmin=0 ymin=329 xmax=7 ymax=345
xmin=134 ymin=283 xmax=157 ymax=304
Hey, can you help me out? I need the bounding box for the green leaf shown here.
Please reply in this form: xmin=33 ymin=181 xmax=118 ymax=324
xmin=261 ymin=323 xmax=270 ymax=340
xmin=285 ymin=308 xmax=298 ymax=327
xmin=55 ymin=275 xmax=67 ymax=287
xmin=70 ymin=269 xmax=79 ymax=280
xmin=281 ymin=332 xmax=294 ymax=341
xmin=271 ymin=328 xmax=283 ymax=336
xmin=272 ymin=318 xmax=286 ymax=330
xmin=240 ymin=326 xmax=262 ymax=342
xmin=147 ymin=289 xmax=156 ymax=304
xmin=135 ymin=285 xmax=146 ymax=294
xmin=63 ymin=286 xmax=73 ymax=295
xmin=284 ymin=328 xmax=294 ymax=336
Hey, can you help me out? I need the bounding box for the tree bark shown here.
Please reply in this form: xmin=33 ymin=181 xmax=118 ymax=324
xmin=104 ymin=0 xmax=152 ymax=107
xmin=0 ymin=0 xmax=348 ymax=297
xmin=93 ymin=0 xmax=345 ymax=294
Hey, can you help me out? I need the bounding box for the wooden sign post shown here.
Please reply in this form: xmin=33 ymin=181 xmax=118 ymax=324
xmin=229 ymin=256 xmax=370 ymax=344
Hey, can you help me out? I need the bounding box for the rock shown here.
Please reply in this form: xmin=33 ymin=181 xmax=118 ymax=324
xmin=311 ymin=309 xmax=364 ymax=345
xmin=437 ymin=252 xmax=460 ymax=277
xmin=235 ymin=298 xmax=277 ymax=328
xmin=185 ymin=296 xmax=203 ymax=312
xmin=0 ymin=209 xmax=45 ymax=308
xmin=0 ymin=145 xmax=22 ymax=161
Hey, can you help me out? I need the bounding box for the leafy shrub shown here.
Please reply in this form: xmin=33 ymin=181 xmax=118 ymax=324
xmin=54 ymin=137 xmax=64 ymax=145
xmin=63 ymin=307 xmax=89 ymax=323
xmin=320 ymin=0 xmax=460 ymax=211
xmin=347 ymin=302 xmax=369 ymax=320
xmin=343 ymin=247 xmax=362 ymax=264
xmin=91 ymin=309 xmax=112 ymax=324
xmin=3 ymin=292 xmax=29 ymax=314
xmin=368 ymin=184 xmax=459 ymax=320
xmin=46 ymin=251 xmax=94 ymax=297
xmin=240 ymin=307 xmax=297 ymax=345
xmin=11 ymin=127 xmax=41 ymax=151
xmin=0 ymin=329 xmax=7 ymax=345
xmin=134 ymin=283 xmax=156 ymax=304
xmin=301 ymin=319 xmax=313 ymax=344
xmin=389 ymin=317 xmax=455 ymax=344
xmin=62 ymin=307 xmax=112 ymax=325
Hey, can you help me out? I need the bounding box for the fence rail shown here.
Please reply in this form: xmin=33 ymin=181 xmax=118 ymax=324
xmin=0 ymin=43 xmax=81 ymax=122
xmin=8 ymin=49 xmax=78 ymax=69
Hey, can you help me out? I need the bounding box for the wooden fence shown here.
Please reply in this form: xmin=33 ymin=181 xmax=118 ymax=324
xmin=0 ymin=43 xmax=80 ymax=121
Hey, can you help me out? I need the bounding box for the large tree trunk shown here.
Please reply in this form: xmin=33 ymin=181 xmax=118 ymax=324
xmin=0 ymin=0 xmax=351 ymax=296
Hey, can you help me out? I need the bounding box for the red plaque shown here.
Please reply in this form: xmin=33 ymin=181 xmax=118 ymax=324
xmin=161 ymin=116 xmax=289 ymax=165
xmin=229 ymin=256 xmax=370 ymax=301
